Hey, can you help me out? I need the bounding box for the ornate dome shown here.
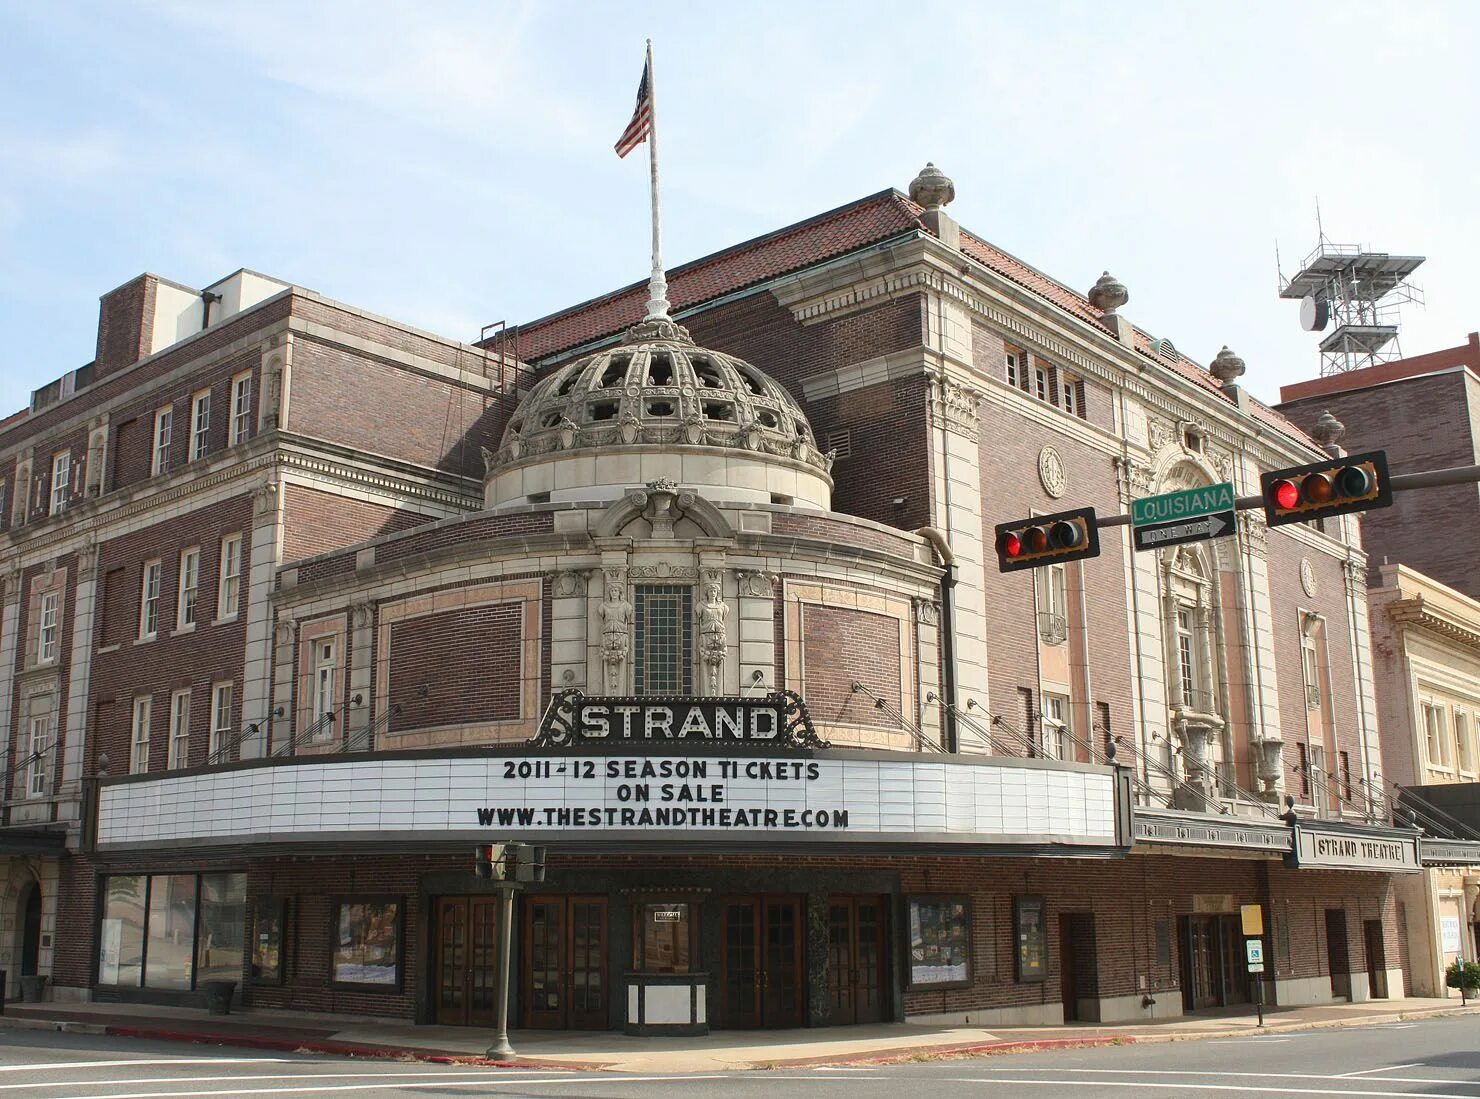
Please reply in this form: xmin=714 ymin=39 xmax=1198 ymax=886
xmin=485 ymin=317 xmax=833 ymax=510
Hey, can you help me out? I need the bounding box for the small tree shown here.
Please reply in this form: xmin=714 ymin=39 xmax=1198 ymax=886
xmin=1445 ymin=960 xmax=1480 ymax=1004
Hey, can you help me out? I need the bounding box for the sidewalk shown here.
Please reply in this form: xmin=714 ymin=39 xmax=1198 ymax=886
xmin=0 ymin=996 xmax=1469 ymax=1073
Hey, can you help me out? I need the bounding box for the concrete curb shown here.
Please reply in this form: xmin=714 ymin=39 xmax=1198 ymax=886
xmin=0 ymin=1002 xmax=1471 ymax=1074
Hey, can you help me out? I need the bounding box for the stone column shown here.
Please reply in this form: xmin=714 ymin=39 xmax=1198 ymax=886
xmin=0 ymin=571 xmax=21 ymax=786
xmin=550 ymin=570 xmax=590 ymax=692
xmin=1344 ymin=557 xmax=1383 ymax=797
xmin=241 ymin=479 xmax=285 ymax=759
xmin=735 ymin=570 xmax=777 ymax=694
xmin=346 ymin=602 xmax=375 ymax=749
xmin=59 ymin=541 xmax=100 ymax=811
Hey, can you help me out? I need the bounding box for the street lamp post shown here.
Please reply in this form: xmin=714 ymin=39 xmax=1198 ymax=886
xmin=487 ymin=879 xmax=518 ymax=1060
xmin=473 ymin=841 xmax=546 ymax=1061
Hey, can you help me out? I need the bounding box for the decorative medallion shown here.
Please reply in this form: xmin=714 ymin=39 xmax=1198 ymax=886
xmin=1037 ymin=446 xmax=1067 ymax=499
xmin=1300 ymin=557 xmax=1317 ymax=598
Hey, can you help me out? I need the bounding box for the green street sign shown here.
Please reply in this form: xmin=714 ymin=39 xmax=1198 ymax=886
xmin=1131 ymin=482 xmax=1238 ymax=553
xmin=1131 ymin=482 xmax=1235 ymax=528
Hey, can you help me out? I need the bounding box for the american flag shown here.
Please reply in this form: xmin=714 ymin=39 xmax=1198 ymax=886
xmin=614 ymin=58 xmax=653 ymax=158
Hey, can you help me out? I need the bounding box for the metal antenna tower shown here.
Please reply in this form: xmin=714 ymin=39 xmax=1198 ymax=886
xmin=1279 ymin=222 xmax=1424 ymax=376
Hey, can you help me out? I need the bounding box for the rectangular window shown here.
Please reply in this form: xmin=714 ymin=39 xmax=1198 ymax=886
xmin=636 ymin=902 xmax=693 ymax=973
xmin=1036 ymin=563 xmax=1068 ymax=644
xmin=1042 ymin=693 xmax=1072 ymax=760
xmin=168 ymin=688 xmax=191 ymax=769
xmin=1302 ymin=641 xmax=1322 ymax=710
xmin=1034 ymin=365 xmax=1048 ymax=401
xmin=195 ymin=873 xmax=248 ymax=986
xmin=1177 ymin=610 xmax=1195 ymax=704
xmin=907 ymin=896 xmax=971 ymax=988
xmin=98 ymin=874 xmax=148 ymax=987
xmin=1297 ymin=741 xmax=1310 ymax=799
xmin=1062 ymin=376 xmax=1078 ymax=416
xmin=1424 ymin=702 xmax=1449 ymax=768
xmin=251 ymin=895 xmax=287 ymax=985
xmin=1005 ymin=351 xmax=1020 ymax=388
xmin=38 ymin=590 xmax=59 ymax=664
xmin=50 ymin=450 xmax=71 ymax=515
xmin=190 ymin=390 xmax=211 ymax=462
xmin=1457 ymin=709 xmax=1475 ymax=775
xmin=218 ymin=535 xmax=242 ymax=619
xmin=1339 ymin=750 xmax=1353 ymax=801
xmin=152 ymin=407 xmax=173 ymax=476
xmin=633 ymin=585 xmax=693 ymax=695
xmin=1014 ymin=894 xmax=1048 ymax=983
xmin=131 ymin=695 xmax=152 ymax=774
xmin=177 ymin=547 xmax=200 ymax=630
xmin=230 ymin=372 xmax=253 ymax=445
xmin=331 ymin=898 xmax=402 ymax=989
xmin=140 ymin=559 xmax=162 ymax=639
xmin=211 ymin=682 xmax=233 ymax=761
xmin=312 ymin=638 xmax=338 ymax=732
xmin=1309 ymin=743 xmax=1328 ymax=812
xmin=26 ymin=715 xmax=51 ymax=797
xmin=145 ymin=873 xmax=197 ymax=990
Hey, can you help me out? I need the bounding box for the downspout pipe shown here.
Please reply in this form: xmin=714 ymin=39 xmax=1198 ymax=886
xmin=916 ymin=526 xmax=958 ymax=753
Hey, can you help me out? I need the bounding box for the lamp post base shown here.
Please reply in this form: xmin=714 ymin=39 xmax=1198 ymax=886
xmin=486 ymin=1036 xmax=517 ymax=1060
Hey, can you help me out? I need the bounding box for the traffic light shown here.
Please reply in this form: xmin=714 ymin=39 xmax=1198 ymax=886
xmin=474 ymin=843 xmax=506 ymax=880
xmin=1260 ymin=450 xmax=1392 ymax=528
xmin=520 ymin=845 xmax=547 ymax=884
xmin=995 ymin=507 xmax=1101 ymax=572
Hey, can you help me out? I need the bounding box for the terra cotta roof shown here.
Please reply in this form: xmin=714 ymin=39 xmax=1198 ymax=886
xmin=504 ymin=188 xmax=1315 ymax=448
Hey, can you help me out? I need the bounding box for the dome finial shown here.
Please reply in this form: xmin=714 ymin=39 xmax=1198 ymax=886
xmin=1210 ymin=346 xmax=1246 ymax=385
xmin=1311 ymin=409 xmax=1346 ymax=450
xmin=909 ymin=163 xmax=955 ymax=210
xmin=1088 ymin=271 xmax=1129 ymax=316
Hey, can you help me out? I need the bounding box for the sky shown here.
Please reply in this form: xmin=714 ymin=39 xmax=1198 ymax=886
xmin=2 ymin=1 xmax=1477 ymax=419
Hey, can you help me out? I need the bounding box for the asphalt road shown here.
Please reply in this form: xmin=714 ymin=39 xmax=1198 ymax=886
xmin=2 ymin=1014 xmax=1479 ymax=1097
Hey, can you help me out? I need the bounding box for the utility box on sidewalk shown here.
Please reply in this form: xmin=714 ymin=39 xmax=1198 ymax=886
xmin=204 ymin=980 xmax=237 ymax=1015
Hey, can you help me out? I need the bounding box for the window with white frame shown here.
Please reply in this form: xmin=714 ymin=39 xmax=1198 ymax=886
xmin=1005 ymin=350 xmax=1020 ymax=389
xmin=218 ymin=534 xmax=242 ymax=619
xmin=1457 ymin=708 xmax=1474 ymax=775
xmin=190 ymin=390 xmax=211 ymax=462
xmin=311 ymin=638 xmax=338 ymax=732
xmin=210 ymin=682 xmax=233 ymax=760
xmin=168 ymin=689 xmax=190 ymax=769
xmin=152 ymin=407 xmax=173 ymax=476
xmin=1036 ymin=563 xmax=1068 ymax=644
xmin=26 ymin=715 xmax=51 ymax=798
xmin=1042 ymin=693 xmax=1073 ymax=760
xmin=1423 ymin=701 xmax=1449 ymax=769
xmin=177 ymin=546 xmax=200 ymax=630
xmin=50 ymin=450 xmax=71 ymax=515
xmin=1301 ymin=636 xmax=1322 ymax=709
xmin=1176 ymin=609 xmax=1196 ymax=704
xmin=38 ymin=590 xmax=59 ymax=664
xmin=230 ymin=372 xmax=253 ymax=445
xmin=131 ymin=696 xmax=152 ymax=774
xmin=1061 ymin=376 xmax=1079 ymax=416
xmin=140 ymin=560 xmax=162 ymax=640
xmin=1309 ymin=742 xmax=1330 ymax=816
xmin=1034 ymin=365 xmax=1049 ymax=401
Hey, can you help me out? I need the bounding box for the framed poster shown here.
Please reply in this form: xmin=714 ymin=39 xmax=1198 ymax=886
xmin=906 ymin=896 xmax=971 ymax=989
xmin=1014 ymin=894 xmax=1047 ymax=983
xmin=329 ymin=896 xmax=402 ymax=991
xmin=251 ymin=895 xmax=287 ymax=985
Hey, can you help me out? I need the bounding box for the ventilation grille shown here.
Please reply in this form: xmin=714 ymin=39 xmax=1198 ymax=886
xmin=826 ymin=430 xmax=852 ymax=460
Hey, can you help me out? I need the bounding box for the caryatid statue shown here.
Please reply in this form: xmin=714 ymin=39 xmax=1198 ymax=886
xmin=697 ymin=581 xmax=729 ymax=695
xmin=599 ymin=578 xmax=633 ymax=692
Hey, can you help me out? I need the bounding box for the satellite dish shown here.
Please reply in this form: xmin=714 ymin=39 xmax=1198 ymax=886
xmin=1300 ymin=294 xmax=1330 ymax=332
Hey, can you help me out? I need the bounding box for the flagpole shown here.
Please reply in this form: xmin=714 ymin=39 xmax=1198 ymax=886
xmin=644 ymin=38 xmax=671 ymax=321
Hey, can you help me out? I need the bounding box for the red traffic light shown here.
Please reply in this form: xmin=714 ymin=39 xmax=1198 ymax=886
xmin=1260 ymin=450 xmax=1392 ymax=528
xmin=995 ymin=507 xmax=1101 ymax=572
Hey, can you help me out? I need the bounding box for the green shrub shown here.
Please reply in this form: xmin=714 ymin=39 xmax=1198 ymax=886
xmin=1445 ymin=960 xmax=1480 ymax=991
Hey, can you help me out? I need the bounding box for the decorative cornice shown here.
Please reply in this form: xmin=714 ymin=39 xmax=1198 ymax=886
xmin=1387 ymin=596 xmax=1480 ymax=652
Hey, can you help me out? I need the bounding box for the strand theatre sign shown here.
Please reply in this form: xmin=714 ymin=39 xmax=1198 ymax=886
xmin=94 ymin=691 xmax=1132 ymax=854
xmin=1132 ymin=482 xmax=1237 ymax=553
xmin=1288 ymin=821 xmax=1421 ymax=873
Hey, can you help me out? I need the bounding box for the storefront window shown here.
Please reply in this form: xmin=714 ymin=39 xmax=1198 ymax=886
xmin=332 ymin=898 xmax=401 ymax=989
xmin=636 ymin=902 xmax=692 ymax=973
xmin=98 ymin=875 xmax=147 ymax=987
xmin=252 ymin=895 xmax=287 ymax=984
xmin=195 ymin=873 xmax=247 ymax=985
xmin=145 ymin=874 xmax=197 ymax=990
xmin=907 ymin=896 xmax=970 ymax=988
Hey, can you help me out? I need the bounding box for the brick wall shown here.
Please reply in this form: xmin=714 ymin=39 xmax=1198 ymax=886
xmin=281 ymin=485 xmax=428 ymax=565
xmin=88 ymin=494 xmax=254 ymax=774
xmin=799 ymin=605 xmax=902 ymax=729
xmin=387 ymin=604 xmax=523 ymax=730
xmin=94 ymin=275 xmax=157 ymax=379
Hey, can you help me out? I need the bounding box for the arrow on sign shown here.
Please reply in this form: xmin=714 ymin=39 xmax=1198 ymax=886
xmin=1133 ymin=510 xmax=1237 ymax=552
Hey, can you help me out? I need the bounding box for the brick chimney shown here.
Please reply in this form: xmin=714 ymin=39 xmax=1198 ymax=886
xmin=94 ymin=274 xmax=159 ymax=378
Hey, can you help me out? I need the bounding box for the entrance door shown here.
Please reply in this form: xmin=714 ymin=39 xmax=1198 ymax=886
xmin=721 ymin=896 xmax=804 ymax=1028
xmin=828 ymin=896 xmax=887 ymax=1025
xmin=1180 ymin=916 xmax=1222 ymax=1011
xmin=433 ymin=896 xmax=500 ymax=1027
xmin=522 ymin=896 xmax=608 ymax=1030
xmin=1364 ymin=919 xmax=1388 ymax=999
xmin=1216 ymin=916 xmax=1250 ymax=1005
xmin=1325 ymin=909 xmax=1351 ymax=999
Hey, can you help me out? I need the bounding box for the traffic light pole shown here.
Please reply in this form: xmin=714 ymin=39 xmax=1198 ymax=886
xmin=1093 ymin=463 xmax=1480 ymax=529
xmin=487 ymin=879 xmax=518 ymax=1061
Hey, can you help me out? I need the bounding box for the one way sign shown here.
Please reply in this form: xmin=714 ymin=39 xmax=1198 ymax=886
xmin=1131 ymin=483 xmax=1239 ymax=553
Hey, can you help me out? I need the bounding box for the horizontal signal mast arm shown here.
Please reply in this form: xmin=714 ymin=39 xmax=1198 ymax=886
xmin=1095 ymin=462 xmax=1480 ymax=529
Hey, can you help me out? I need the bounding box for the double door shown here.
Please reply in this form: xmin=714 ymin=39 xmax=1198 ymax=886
xmin=828 ymin=896 xmax=887 ymax=1025
xmin=433 ymin=897 xmax=501 ymax=1027
xmin=721 ymin=896 xmax=804 ymax=1028
xmin=523 ymin=896 xmax=608 ymax=1029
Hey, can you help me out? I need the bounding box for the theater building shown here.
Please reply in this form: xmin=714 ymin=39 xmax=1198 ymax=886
xmin=0 ymin=166 xmax=1432 ymax=1028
